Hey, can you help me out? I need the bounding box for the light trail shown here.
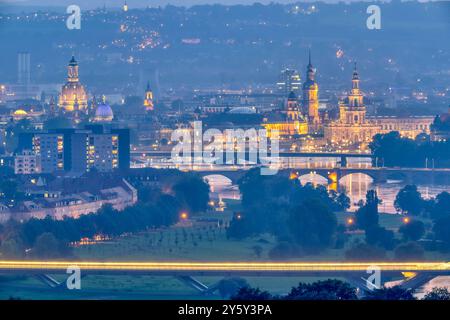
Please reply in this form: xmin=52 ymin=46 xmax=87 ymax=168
xmin=0 ymin=261 xmax=449 ymax=273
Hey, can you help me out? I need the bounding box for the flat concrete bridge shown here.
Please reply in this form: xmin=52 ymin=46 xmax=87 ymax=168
xmin=1 ymin=260 xmax=449 ymax=293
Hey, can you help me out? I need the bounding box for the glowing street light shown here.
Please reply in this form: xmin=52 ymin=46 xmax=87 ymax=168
xmin=346 ymin=217 xmax=354 ymax=226
xmin=403 ymin=217 xmax=410 ymax=224
xmin=180 ymin=212 xmax=189 ymax=220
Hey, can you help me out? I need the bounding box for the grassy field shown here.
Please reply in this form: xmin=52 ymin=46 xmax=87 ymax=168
xmin=0 ymin=199 xmax=447 ymax=299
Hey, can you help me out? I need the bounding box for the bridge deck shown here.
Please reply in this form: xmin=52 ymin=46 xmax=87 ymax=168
xmin=1 ymin=261 xmax=449 ymax=276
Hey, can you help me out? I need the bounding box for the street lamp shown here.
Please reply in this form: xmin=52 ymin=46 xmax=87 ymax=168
xmin=180 ymin=212 xmax=189 ymax=220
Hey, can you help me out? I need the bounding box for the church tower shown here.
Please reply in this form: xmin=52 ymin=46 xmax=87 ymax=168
xmin=302 ymin=50 xmax=320 ymax=132
xmin=339 ymin=63 xmax=366 ymax=126
xmin=143 ymin=82 xmax=154 ymax=111
xmin=286 ymin=91 xmax=300 ymax=121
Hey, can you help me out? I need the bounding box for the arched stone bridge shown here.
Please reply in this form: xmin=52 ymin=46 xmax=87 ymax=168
xmin=199 ymin=167 xmax=450 ymax=187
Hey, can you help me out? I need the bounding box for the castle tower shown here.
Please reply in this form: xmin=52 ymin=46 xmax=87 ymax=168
xmin=302 ymin=50 xmax=320 ymax=131
xmin=286 ymin=91 xmax=300 ymax=121
xmin=143 ymin=82 xmax=154 ymax=111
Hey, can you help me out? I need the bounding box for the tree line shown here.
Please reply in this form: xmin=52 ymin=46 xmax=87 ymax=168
xmin=0 ymin=175 xmax=210 ymax=259
xmin=231 ymin=280 xmax=450 ymax=300
xmin=226 ymin=168 xmax=351 ymax=256
xmin=369 ymin=131 xmax=450 ymax=168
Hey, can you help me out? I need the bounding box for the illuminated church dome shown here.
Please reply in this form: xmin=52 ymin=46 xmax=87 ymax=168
xmin=93 ymin=98 xmax=114 ymax=122
xmin=59 ymin=56 xmax=88 ymax=113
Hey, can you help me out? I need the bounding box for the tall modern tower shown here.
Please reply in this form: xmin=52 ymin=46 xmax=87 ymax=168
xmin=17 ymin=52 xmax=31 ymax=85
xmin=277 ymin=68 xmax=301 ymax=96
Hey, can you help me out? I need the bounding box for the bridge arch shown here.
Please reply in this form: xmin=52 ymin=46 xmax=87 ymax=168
xmin=298 ymin=173 xmax=329 ymax=185
xmin=202 ymin=174 xmax=234 ymax=192
xmin=339 ymin=172 xmax=375 ymax=184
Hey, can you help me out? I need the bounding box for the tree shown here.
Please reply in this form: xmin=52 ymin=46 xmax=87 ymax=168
xmin=345 ymin=242 xmax=387 ymax=261
xmin=394 ymin=185 xmax=424 ymax=215
xmin=423 ymin=287 xmax=450 ymax=300
xmin=433 ymin=215 xmax=450 ymax=250
xmin=173 ymin=176 xmax=210 ymax=213
xmin=365 ymin=226 xmax=396 ymax=250
xmin=32 ymin=232 xmax=62 ymax=258
xmin=216 ymin=278 xmax=249 ymax=298
xmin=231 ymin=287 xmax=272 ymax=300
xmin=364 ymin=286 xmax=416 ymax=300
xmin=355 ymin=190 xmax=380 ymax=231
xmin=430 ymin=192 xmax=450 ymax=220
xmin=335 ymin=192 xmax=351 ymax=211
xmin=394 ymin=242 xmax=425 ymax=261
xmin=399 ymin=220 xmax=425 ymax=241
xmin=285 ymin=279 xmax=357 ymax=300
xmin=288 ymin=199 xmax=337 ymax=252
xmin=0 ymin=237 xmax=25 ymax=258
xmin=268 ymin=241 xmax=301 ymax=260
xmin=251 ymin=245 xmax=263 ymax=258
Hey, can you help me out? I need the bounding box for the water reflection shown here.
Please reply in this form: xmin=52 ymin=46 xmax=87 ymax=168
xmin=206 ymin=172 xmax=448 ymax=214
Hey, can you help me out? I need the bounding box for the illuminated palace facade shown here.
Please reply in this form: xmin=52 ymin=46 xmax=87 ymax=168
xmin=263 ymin=52 xmax=322 ymax=138
xmin=324 ymin=64 xmax=434 ymax=148
xmin=263 ymin=91 xmax=308 ymax=138
xmin=58 ymin=56 xmax=88 ymax=113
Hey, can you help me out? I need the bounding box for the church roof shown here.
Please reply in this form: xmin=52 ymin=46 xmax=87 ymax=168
xmin=94 ymin=102 xmax=114 ymax=121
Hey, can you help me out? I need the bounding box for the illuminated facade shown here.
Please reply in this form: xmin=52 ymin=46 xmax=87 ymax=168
xmin=21 ymin=126 xmax=130 ymax=173
xmin=324 ymin=65 xmax=433 ymax=148
xmin=263 ymin=91 xmax=308 ymax=138
xmin=277 ymin=68 xmax=301 ymax=96
xmin=143 ymin=82 xmax=154 ymax=111
xmin=58 ymin=56 xmax=88 ymax=113
xmin=302 ymin=51 xmax=321 ymax=133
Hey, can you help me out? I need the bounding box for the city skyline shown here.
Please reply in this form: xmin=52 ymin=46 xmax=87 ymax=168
xmin=0 ymin=0 xmax=449 ymax=303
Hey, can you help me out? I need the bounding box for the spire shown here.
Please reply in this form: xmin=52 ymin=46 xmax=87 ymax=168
xmin=308 ymin=49 xmax=312 ymax=67
xmin=306 ymin=49 xmax=315 ymax=82
xmin=146 ymin=81 xmax=152 ymax=92
xmin=352 ymin=62 xmax=359 ymax=80
xmin=69 ymin=55 xmax=77 ymax=66
xmin=352 ymin=62 xmax=360 ymax=91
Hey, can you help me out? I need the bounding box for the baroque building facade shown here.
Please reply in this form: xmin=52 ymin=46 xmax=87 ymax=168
xmin=58 ymin=56 xmax=88 ymax=113
xmin=262 ymin=91 xmax=308 ymax=138
xmin=324 ymin=64 xmax=434 ymax=149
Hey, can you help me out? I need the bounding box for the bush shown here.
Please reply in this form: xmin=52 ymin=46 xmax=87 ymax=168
xmin=268 ymin=241 xmax=301 ymax=260
xmin=394 ymin=242 xmax=425 ymax=261
xmin=345 ymin=242 xmax=387 ymax=261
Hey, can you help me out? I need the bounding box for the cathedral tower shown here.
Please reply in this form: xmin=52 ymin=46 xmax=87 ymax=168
xmin=143 ymin=82 xmax=154 ymax=111
xmin=302 ymin=50 xmax=320 ymax=132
